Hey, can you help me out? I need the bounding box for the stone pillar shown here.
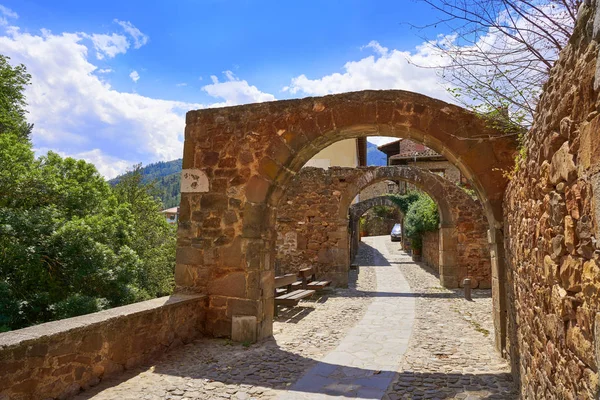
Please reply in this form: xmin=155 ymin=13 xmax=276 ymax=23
xmin=439 ymin=224 xmax=460 ymax=288
xmin=489 ymin=227 xmax=507 ymax=354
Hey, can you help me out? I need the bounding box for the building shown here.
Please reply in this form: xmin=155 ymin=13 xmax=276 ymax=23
xmin=161 ymin=207 xmax=179 ymax=224
xmin=304 ymin=138 xmax=367 ymax=168
xmin=377 ymin=139 xmax=464 ymax=193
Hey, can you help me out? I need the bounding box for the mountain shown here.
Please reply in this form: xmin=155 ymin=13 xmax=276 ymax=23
xmin=367 ymin=141 xmax=387 ymax=166
xmin=110 ymin=159 xmax=183 ymax=209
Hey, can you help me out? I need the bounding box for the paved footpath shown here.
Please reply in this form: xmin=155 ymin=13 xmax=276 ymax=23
xmin=75 ymin=235 xmax=516 ymax=400
xmin=280 ymin=237 xmax=415 ymax=399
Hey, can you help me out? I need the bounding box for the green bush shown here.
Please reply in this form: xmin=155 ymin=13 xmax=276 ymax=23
xmin=404 ymin=193 xmax=439 ymax=251
xmin=387 ymin=191 xmax=421 ymax=214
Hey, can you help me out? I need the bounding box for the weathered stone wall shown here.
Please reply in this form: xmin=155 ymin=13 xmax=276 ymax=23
xmin=359 ymin=181 xmax=391 ymax=201
xmin=503 ymin=1 xmax=600 ymax=397
xmin=423 ymin=230 xmax=440 ymax=272
xmin=275 ymin=167 xmax=350 ymax=285
xmin=408 ymin=160 xmax=461 ymax=184
xmin=0 ymin=295 xmax=205 ymax=400
xmin=276 ymin=166 xmax=490 ymax=288
xmin=361 ymin=212 xmax=398 ymax=236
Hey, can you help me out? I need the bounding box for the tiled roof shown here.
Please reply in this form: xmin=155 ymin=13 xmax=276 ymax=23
xmin=391 ymin=147 xmax=441 ymax=160
xmin=161 ymin=207 xmax=179 ymax=214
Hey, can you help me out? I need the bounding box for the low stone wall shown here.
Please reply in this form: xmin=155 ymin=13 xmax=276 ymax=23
xmin=422 ymin=230 xmax=440 ymax=273
xmin=0 ymin=294 xmax=205 ymax=400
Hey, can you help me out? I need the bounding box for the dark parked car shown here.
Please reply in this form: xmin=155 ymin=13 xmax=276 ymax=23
xmin=390 ymin=223 xmax=402 ymax=242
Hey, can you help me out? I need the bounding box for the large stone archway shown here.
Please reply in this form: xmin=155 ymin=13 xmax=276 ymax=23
xmin=177 ymin=89 xmax=517 ymax=347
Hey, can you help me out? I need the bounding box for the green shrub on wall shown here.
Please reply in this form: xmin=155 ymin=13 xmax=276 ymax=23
xmin=402 ymin=193 xmax=439 ymax=251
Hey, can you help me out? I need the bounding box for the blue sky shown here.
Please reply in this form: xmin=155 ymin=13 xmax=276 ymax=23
xmin=0 ymin=0 xmax=458 ymax=177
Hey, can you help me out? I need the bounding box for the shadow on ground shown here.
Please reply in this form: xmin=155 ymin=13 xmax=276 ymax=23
xmin=74 ymin=241 xmax=512 ymax=399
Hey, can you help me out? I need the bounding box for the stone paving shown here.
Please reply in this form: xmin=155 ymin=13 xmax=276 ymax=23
xmin=279 ymin=236 xmax=415 ymax=399
xmin=378 ymin=237 xmax=517 ymax=400
xmin=74 ymin=256 xmax=376 ymax=400
xmin=74 ymin=235 xmax=516 ymax=400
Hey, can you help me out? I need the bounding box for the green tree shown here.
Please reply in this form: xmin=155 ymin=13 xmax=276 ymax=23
xmin=0 ymin=55 xmax=33 ymax=139
xmin=0 ymin=56 xmax=176 ymax=331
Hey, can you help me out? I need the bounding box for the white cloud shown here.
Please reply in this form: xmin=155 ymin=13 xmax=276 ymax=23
xmin=0 ymin=21 xmax=278 ymax=179
xmin=114 ymin=19 xmax=148 ymax=49
xmin=0 ymin=4 xmax=17 ymax=26
xmin=85 ymin=32 xmax=129 ymax=59
xmin=283 ymin=40 xmax=452 ymax=102
xmin=176 ymin=82 xmax=187 ymax=87
xmin=203 ymin=70 xmax=275 ymax=107
xmin=0 ymin=27 xmax=202 ymax=178
xmin=129 ymin=70 xmax=140 ymax=82
xmin=35 ymin=147 xmax=134 ymax=179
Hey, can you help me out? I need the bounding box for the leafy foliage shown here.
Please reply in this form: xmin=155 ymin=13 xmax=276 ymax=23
xmin=110 ymin=159 xmax=182 ymax=208
xmin=388 ymin=191 xmax=439 ymax=250
xmin=404 ymin=193 xmax=440 ymax=250
xmin=0 ymin=57 xmax=175 ymax=332
xmin=387 ymin=191 xmax=422 ymax=214
xmin=0 ymin=55 xmax=33 ymax=139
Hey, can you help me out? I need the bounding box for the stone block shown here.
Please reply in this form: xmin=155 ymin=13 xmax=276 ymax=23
xmin=180 ymin=169 xmax=209 ymax=193
xmin=231 ymin=316 xmax=257 ymax=344
xmin=245 ymin=176 xmax=271 ymax=203
xmin=209 ymin=272 xmax=246 ymax=298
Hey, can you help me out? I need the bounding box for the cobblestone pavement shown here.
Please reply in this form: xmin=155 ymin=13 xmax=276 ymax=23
xmin=376 ymin=237 xmax=518 ymax=400
xmin=74 ymin=235 xmax=516 ymax=400
xmin=279 ymin=236 xmax=415 ymax=399
xmin=74 ymin=258 xmax=376 ymax=400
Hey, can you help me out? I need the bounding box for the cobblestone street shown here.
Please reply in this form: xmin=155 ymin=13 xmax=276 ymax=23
xmin=75 ymin=236 xmax=515 ymax=400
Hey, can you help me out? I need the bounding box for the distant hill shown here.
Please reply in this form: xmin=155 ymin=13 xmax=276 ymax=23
xmin=110 ymin=159 xmax=183 ymax=209
xmin=367 ymin=141 xmax=387 ymax=166
xmin=113 ymin=141 xmax=387 ymax=208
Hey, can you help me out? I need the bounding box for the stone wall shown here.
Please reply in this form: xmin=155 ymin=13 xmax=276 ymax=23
xmin=361 ymin=213 xmax=398 ymax=236
xmin=275 ymin=167 xmax=351 ymax=285
xmin=276 ymin=166 xmax=491 ymax=288
xmin=409 ymin=160 xmax=461 ymax=184
xmin=0 ymin=294 xmax=205 ymax=400
xmin=359 ymin=181 xmax=391 ymax=201
xmin=422 ymin=230 xmax=440 ymax=272
xmin=503 ymin=1 xmax=600 ymax=397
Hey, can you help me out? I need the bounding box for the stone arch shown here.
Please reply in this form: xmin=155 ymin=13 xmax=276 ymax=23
xmin=178 ymin=89 xmax=516 ymax=349
xmin=343 ymin=166 xmax=484 ymax=289
xmin=349 ymin=195 xmax=404 ymax=220
xmin=347 ymin=195 xmax=406 ymax=263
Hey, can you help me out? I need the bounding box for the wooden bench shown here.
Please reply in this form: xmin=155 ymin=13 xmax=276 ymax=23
xmin=274 ymin=274 xmax=315 ymax=316
xmin=292 ymin=267 xmax=332 ymax=291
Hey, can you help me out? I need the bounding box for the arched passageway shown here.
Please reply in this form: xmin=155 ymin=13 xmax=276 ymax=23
xmin=348 ymin=195 xmax=404 ymax=263
xmin=177 ymin=89 xmax=517 ymax=351
xmin=274 ymin=166 xmax=490 ymax=290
